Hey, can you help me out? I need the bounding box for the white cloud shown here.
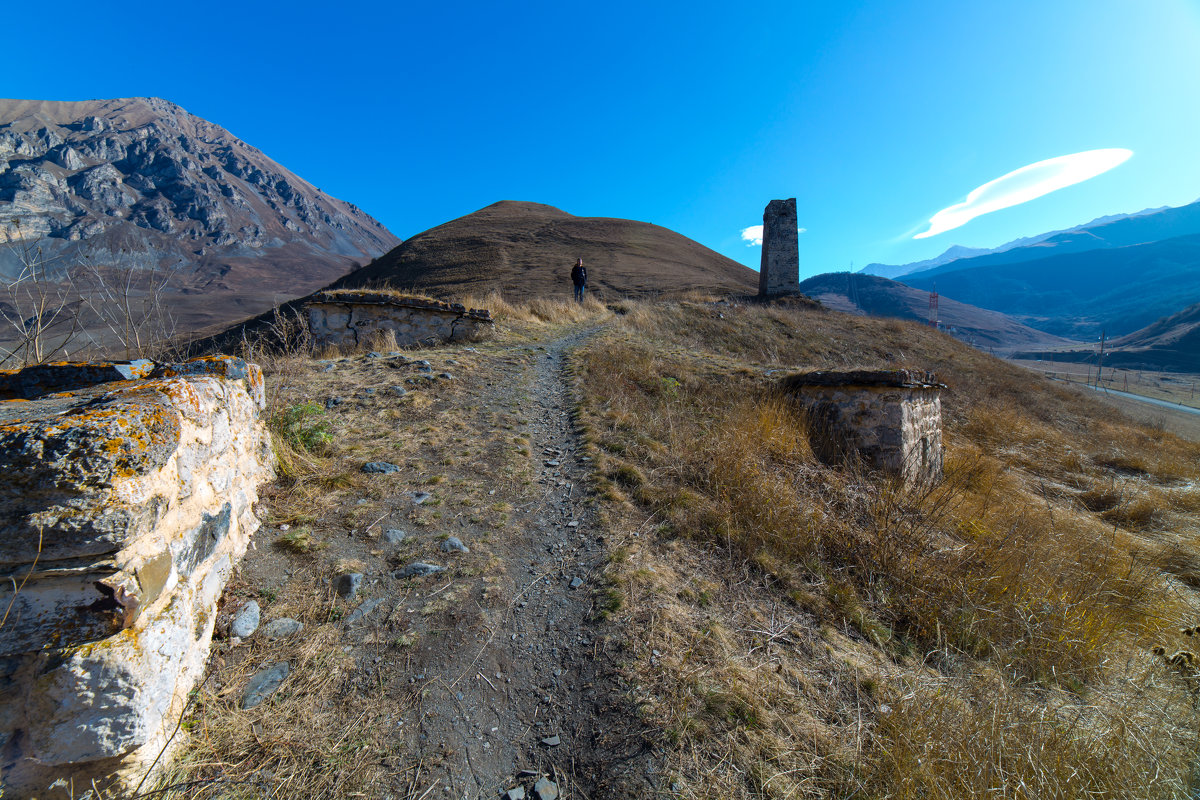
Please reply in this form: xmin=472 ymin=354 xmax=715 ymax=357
xmin=740 ymin=225 xmax=806 ymax=247
xmin=914 ymin=148 xmax=1133 ymax=240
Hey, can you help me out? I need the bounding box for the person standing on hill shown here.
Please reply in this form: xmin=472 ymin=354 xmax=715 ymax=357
xmin=570 ymin=258 xmax=588 ymax=303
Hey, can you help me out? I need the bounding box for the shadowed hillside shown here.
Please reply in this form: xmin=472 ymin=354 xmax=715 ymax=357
xmin=1016 ymin=301 xmax=1200 ymax=371
xmin=330 ymin=200 xmax=758 ymax=299
xmin=798 ymin=271 xmax=1076 ymax=350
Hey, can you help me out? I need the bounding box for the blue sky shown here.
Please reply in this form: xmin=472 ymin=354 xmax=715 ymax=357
xmin=8 ymin=0 xmax=1200 ymax=278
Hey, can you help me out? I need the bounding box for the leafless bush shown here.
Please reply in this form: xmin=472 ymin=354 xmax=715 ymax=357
xmin=0 ymin=223 xmax=87 ymax=365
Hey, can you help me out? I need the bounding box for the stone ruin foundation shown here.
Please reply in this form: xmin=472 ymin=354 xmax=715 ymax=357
xmin=0 ymin=356 xmax=274 ymax=796
xmin=758 ymin=197 xmax=801 ymax=297
xmin=307 ymin=290 xmax=493 ymax=349
xmin=780 ymin=369 xmax=945 ymax=486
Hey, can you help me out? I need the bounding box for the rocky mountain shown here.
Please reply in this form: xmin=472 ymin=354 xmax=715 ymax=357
xmin=861 ymin=205 xmax=1170 ymax=279
xmin=0 ymin=97 xmax=399 ymax=339
xmin=798 ymin=272 xmax=1075 ymax=351
xmin=329 ymin=200 xmax=758 ymax=299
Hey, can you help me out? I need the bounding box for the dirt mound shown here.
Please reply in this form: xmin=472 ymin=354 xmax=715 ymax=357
xmin=330 ymin=200 xmax=758 ymax=299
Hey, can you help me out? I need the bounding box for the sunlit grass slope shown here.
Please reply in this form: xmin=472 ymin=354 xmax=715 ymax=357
xmin=574 ymin=299 xmax=1200 ymax=798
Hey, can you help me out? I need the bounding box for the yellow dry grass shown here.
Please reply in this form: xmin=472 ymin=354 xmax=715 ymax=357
xmin=573 ymin=299 xmax=1200 ymax=798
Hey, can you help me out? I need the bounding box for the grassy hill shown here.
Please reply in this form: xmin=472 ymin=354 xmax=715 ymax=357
xmin=329 ymin=200 xmax=759 ymax=299
xmin=161 ymin=296 xmax=1200 ymax=798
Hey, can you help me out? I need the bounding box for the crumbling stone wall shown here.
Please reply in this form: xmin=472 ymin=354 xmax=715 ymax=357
xmin=759 ymin=198 xmax=801 ymax=296
xmin=780 ymin=369 xmax=945 ymax=486
xmin=0 ymin=356 xmax=273 ymax=796
xmin=307 ymin=291 xmax=493 ymax=348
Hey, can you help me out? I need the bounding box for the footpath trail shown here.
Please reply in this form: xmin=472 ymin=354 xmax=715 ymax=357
xmin=230 ymin=324 xmax=654 ymax=800
xmin=394 ymin=326 xmax=649 ymax=798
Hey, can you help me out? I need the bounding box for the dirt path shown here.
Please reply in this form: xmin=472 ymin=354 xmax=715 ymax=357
xmin=222 ymin=325 xmax=654 ymax=800
xmin=395 ymin=327 xmax=648 ymax=798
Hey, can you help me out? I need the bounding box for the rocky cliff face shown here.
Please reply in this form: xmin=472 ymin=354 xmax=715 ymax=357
xmin=0 ymin=97 xmax=400 ymax=340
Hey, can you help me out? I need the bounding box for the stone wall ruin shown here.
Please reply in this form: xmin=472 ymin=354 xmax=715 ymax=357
xmin=0 ymin=356 xmax=274 ymax=796
xmin=307 ymin=291 xmax=493 ymax=349
xmin=759 ymin=198 xmax=801 ymax=297
xmin=781 ymin=369 xmax=945 ymax=486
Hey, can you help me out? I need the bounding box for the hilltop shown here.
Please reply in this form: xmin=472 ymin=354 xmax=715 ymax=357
xmin=0 ymin=97 xmax=399 ymax=340
xmin=329 ymin=200 xmax=758 ymax=299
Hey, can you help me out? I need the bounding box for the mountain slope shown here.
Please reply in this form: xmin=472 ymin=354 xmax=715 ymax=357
xmin=1016 ymin=302 xmax=1200 ymax=372
xmin=798 ymin=272 xmax=1075 ymax=350
xmin=0 ymin=97 xmax=400 ymax=336
xmin=331 ymin=200 xmax=758 ymax=299
xmin=862 ymin=205 xmax=1172 ymax=280
xmin=902 ymin=233 xmax=1200 ymax=338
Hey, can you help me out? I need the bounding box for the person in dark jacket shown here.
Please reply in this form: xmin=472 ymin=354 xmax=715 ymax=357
xmin=570 ymin=258 xmax=587 ymax=303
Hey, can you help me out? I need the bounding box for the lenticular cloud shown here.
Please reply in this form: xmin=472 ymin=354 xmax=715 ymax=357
xmin=914 ymin=148 xmax=1133 ymax=239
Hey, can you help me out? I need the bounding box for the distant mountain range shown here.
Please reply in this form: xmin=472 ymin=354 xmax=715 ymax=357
xmin=0 ymin=97 xmax=399 ymax=337
xmin=331 ymin=200 xmax=758 ymax=299
xmin=797 ymin=272 xmax=1073 ymax=351
xmin=861 ymin=207 xmax=1169 ymax=280
xmin=860 ymin=200 xmax=1200 ymax=340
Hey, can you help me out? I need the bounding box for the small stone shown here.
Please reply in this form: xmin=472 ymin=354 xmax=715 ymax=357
xmin=325 ymin=396 xmax=344 ymax=409
xmin=517 ymin=769 xmax=539 ymax=779
xmin=319 ymin=363 xmax=335 ymax=373
xmin=383 ymin=528 xmax=407 ymax=544
xmin=540 ymin=734 xmax=560 ymax=747
xmin=502 ymin=787 xmax=526 ymax=800
xmin=362 ymin=461 xmax=401 ymax=474
xmin=569 ymin=577 xmax=583 ymax=590
xmin=411 ymin=491 xmax=432 ymax=505
xmin=230 ymin=600 xmax=260 ymax=639
xmin=242 ymin=662 xmax=290 ymax=709
xmin=414 ymin=360 xmax=431 ymax=367
xmin=361 ymin=387 xmax=377 ymax=395
xmin=343 ymin=598 xmax=384 ymax=628
xmin=439 ymin=372 xmax=454 ymax=380
xmin=263 ymin=618 xmax=304 ymax=638
xmin=394 ymin=562 xmax=445 ymax=579
xmin=389 ymin=386 xmax=408 ymax=397
xmin=566 ymin=521 xmax=579 ymax=528
xmin=544 ymin=460 xmax=560 ymax=467
xmin=440 ymin=537 xmax=469 ymax=553
xmin=335 ymin=572 xmax=364 ymax=600
xmin=533 ymin=777 xmax=559 ymax=800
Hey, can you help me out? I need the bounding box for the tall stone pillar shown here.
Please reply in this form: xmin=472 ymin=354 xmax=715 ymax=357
xmin=759 ymin=198 xmax=800 ymax=296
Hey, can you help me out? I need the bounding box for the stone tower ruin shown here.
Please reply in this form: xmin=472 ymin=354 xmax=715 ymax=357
xmin=758 ymin=198 xmax=800 ymax=296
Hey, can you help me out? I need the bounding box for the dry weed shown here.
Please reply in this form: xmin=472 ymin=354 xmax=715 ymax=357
xmin=575 ymin=300 xmax=1200 ymax=798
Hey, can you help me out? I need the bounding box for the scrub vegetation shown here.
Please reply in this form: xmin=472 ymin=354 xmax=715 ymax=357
xmin=151 ymin=294 xmax=1200 ymax=799
xmin=573 ymin=299 xmax=1200 ymax=798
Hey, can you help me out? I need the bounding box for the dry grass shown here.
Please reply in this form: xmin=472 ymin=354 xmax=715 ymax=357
xmin=574 ymin=299 xmax=1200 ymax=798
xmin=460 ymin=289 xmax=611 ymax=328
xmin=154 ymin=627 xmax=396 ymax=799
